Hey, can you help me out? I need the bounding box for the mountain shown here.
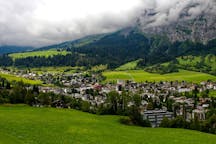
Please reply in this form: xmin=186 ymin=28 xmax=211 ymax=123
xmin=37 ymin=33 xmax=108 ymax=51
xmin=138 ymin=10 xmax=216 ymax=43
xmin=1 ymin=11 xmax=215 ymax=69
xmin=0 ymin=45 xmax=34 ymax=55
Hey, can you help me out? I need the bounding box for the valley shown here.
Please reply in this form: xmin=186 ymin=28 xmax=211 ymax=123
xmin=0 ymin=2 xmax=216 ymax=143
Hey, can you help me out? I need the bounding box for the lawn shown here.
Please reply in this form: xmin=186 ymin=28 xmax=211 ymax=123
xmin=103 ymin=70 xmax=216 ymax=83
xmin=0 ymin=105 xmax=216 ymax=144
xmin=9 ymin=50 xmax=69 ymax=60
xmin=0 ymin=72 xmax=43 ymax=85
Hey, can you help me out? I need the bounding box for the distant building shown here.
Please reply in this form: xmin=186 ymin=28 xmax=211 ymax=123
xmin=192 ymin=109 xmax=206 ymax=121
xmin=143 ymin=110 xmax=174 ymax=127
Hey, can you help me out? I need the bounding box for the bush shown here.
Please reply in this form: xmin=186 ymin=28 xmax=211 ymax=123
xmin=119 ymin=117 xmax=133 ymax=125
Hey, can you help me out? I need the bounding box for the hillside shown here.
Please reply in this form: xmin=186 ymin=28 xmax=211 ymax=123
xmin=116 ymin=59 xmax=141 ymax=71
xmin=148 ymin=54 xmax=216 ymax=76
xmin=37 ymin=33 xmax=108 ymax=51
xmin=0 ymin=46 xmax=33 ymax=55
xmin=1 ymin=105 xmax=216 ymax=144
xmin=176 ymin=55 xmax=216 ymax=75
xmin=3 ymin=28 xmax=214 ymax=69
xmin=9 ymin=50 xmax=69 ymax=60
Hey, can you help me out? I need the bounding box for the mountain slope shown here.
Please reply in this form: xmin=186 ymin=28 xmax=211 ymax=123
xmin=1 ymin=12 xmax=215 ymax=69
xmin=37 ymin=33 xmax=108 ymax=51
xmin=0 ymin=46 xmax=34 ymax=55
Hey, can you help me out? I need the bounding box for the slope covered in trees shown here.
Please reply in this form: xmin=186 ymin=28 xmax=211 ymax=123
xmin=0 ymin=29 xmax=215 ymax=69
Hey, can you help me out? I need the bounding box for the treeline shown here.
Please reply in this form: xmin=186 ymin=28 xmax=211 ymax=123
xmin=0 ymin=55 xmax=13 ymax=66
xmin=160 ymin=113 xmax=216 ymax=134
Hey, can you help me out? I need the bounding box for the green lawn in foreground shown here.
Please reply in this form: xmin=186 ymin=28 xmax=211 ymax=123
xmin=0 ymin=73 xmax=43 ymax=85
xmin=103 ymin=70 xmax=216 ymax=83
xmin=0 ymin=105 xmax=216 ymax=144
xmin=9 ymin=50 xmax=69 ymax=60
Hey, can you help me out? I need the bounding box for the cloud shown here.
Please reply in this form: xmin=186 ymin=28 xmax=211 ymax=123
xmin=0 ymin=0 xmax=215 ymax=47
xmin=138 ymin=0 xmax=216 ymax=28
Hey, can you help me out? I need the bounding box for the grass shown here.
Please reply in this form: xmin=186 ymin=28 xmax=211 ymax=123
xmin=9 ymin=50 xmax=69 ymax=60
xmin=177 ymin=55 xmax=216 ymax=69
xmin=30 ymin=66 xmax=82 ymax=74
xmin=1 ymin=105 xmax=216 ymax=144
xmin=176 ymin=55 xmax=216 ymax=73
xmin=116 ymin=59 xmax=141 ymax=71
xmin=103 ymin=70 xmax=216 ymax=83
xmin=0 ymin=72 xmax=43 ymax=85
xmin=209 ymin=90 xmax=216 ymax=97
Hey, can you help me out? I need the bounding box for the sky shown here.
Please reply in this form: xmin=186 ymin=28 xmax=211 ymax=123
xmin=0 ymin=0 xmax=215 ymax=47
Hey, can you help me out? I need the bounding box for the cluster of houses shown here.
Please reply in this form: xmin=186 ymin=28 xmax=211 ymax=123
xmin=1 ymin=68 xmax=216 ymax=127
xmin=39 ymin=77 xmax=216 ymax=127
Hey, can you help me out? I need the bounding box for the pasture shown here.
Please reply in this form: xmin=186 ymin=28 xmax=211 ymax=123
xmin=0 ymin=72 xmax=43 ymax=85
xmin=103 ymin=70 xmax=216 ymax=83
xmin=116 ymin=59 xmax=141 ymax=71
xmin=0 ymin=105 xmax=216 ymax=144
xmin=9 ymin=50 xmax=69 ymax=60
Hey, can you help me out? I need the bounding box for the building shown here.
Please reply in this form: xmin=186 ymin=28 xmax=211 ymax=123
xmin=143 ymin=110 xmax=174 ymax=127
xmin=192 ymin=109 xmax=206 ymax=121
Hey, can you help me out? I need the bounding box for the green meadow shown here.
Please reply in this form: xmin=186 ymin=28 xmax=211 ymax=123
xmin=103 ymin=70 xmax=216 ymax=83
xmin=0 ymin=105 xmax=216 ymax=144
xmin=116 ymin=59 xmax=141 ymax=71
xmin=9 ymin=50 xmax=69 ymax=60
xmin=0 ymin=72 xmax=43 ymax=85
xmin=177 ymin=55 xmax=216 ymax=70
xmin=30 ymin=66 xmax=82 ymax=74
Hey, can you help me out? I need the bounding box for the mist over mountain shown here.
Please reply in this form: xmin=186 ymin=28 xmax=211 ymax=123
xmin=137 ymin=2 xmax=216 ymax=43
xmin=0 ymin=0 xmax=215 ymax=47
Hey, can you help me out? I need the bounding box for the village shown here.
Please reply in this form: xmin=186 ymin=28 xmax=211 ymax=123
xmin=1 ymin=67 xmax=216 ymax=127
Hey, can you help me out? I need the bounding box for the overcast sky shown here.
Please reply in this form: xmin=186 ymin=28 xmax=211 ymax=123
xmin=0 ymin=0 xmax=215 ymax=47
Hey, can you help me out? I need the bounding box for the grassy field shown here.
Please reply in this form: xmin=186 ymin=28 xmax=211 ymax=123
xmin=0 ymin=72 xmax=43 ymax=85
xmin=9 ymin=50 xmax=69 ymax=60
xmin=116 ymin=60 xmax=141 ymax=71
xmin=103 ymin=70 xmax=216 ymax=83
xmin=30 ymin=66 xmax=82 ymax=74
xmin=0 ymin=105 xmax=216 ymax=144
xmin=177 ymin=55 xmax=216 ymax=70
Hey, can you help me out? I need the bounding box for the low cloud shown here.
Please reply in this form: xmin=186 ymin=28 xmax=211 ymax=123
xmin=138 ymin=0 xmax=216 ymax=28
xmin=0 ymin=0 xmax=215 ymax=47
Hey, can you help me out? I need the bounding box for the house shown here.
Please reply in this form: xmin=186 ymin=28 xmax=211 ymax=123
xmin=143 ymin=110 xmax=174 ymax=127
xmin=192 ymin=109 xmax=206 ymax=120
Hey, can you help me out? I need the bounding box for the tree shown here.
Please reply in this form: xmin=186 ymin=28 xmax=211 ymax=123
xmin=160 ymin=117 xmax=170 ymax=127
xmin=208 ymin=114 xmax=216 ymax=134
xmin=106 ymin=91 xmax=119 ymax=114
xmin=24 ymin=90 xmax=35 ymax=105
xmin=170 ymin=116 xmax=186 ymax=128
xmin=38 ymin=93 xmax=51 ymax=106
xmin=81 ymin=101 xmax=90 ymax=112
xmin=9 ymin=81 xmax=27 ymax=103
